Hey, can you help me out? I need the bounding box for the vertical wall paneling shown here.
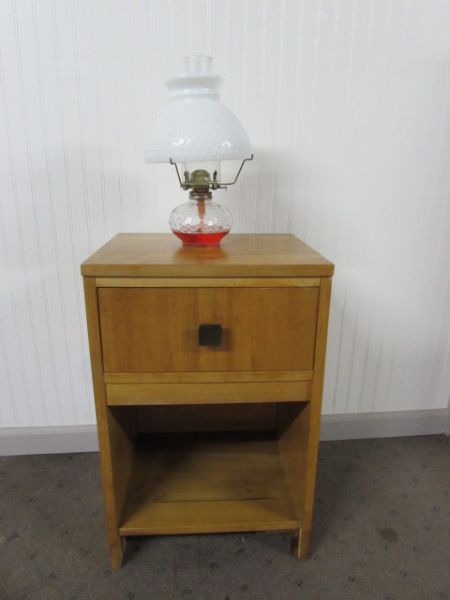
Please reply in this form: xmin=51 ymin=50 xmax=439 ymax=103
xmin=0 ymin=0 xmax=449 ymax=427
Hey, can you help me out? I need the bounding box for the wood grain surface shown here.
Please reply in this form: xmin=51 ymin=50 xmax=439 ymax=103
xmin=81 ymin=234 xmax=334 ymax=277
xmin=98 ymin=286 xmax=319 ymax=373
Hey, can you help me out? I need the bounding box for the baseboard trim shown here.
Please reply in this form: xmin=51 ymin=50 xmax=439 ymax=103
xmin=0 ymin=409 xmax=448 ymax=456
xmin=0 ymin=425 xmax=99 ymax=457
xmin=320 ymin=408 xmax=448 ymax=441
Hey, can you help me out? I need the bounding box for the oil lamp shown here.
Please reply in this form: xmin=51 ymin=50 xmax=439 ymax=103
xmin=144 ymin=55 xmax=252 ymax=246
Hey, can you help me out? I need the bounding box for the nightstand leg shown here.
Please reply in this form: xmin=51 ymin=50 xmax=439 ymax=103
xmin=109 ymin=534 xmax=124 ymax=569
xmin=294 ymin=528 xmax=311 ymax=560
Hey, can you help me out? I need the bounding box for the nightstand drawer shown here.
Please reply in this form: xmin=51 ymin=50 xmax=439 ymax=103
xmin=98 ymin=286 xmax=319 ymax=373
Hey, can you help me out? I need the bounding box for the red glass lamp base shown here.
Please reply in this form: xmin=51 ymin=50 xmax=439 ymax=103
xmin=169 ymin=197 xmax=232 ymax=246
xmin=172 ymin=230 xmax=230 ymax=246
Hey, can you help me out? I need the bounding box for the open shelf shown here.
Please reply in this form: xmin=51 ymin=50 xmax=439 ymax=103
xmin=119 ymin=431 xmax=300 ymax=536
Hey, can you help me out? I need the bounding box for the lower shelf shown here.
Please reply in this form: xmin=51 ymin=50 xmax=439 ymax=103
xmin=119 ymin=431 xmax=300 ymax=536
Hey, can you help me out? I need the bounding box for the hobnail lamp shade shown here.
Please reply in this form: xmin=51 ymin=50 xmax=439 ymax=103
xmin=144 ymin=56 xmax=251 ymax=163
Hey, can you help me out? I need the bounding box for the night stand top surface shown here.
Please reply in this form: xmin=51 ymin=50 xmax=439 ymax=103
xmin=81 ymin=233 xmax=334 ymax=278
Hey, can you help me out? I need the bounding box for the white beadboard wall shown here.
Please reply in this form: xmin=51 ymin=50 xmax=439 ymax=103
xmin=0 ymin=0 xmax=449 ymax=429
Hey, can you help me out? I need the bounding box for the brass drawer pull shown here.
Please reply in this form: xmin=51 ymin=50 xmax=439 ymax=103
xmin=198 ymin=324 xmax=223 ymax=347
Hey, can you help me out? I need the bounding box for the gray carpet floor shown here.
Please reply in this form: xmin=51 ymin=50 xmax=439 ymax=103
xmin=0 ymin=435 xmax=449 ymax=600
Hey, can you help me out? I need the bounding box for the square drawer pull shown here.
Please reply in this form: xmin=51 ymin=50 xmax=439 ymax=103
xmin=198 ymin=324 xmax=223 ymax=347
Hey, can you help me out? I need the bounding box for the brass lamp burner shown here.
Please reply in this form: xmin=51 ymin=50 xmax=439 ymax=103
xmin=170 ymin=156 xmax=253 ymax=195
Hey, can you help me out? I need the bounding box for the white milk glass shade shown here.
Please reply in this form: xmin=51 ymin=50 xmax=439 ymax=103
xmin=144 ymin=56 xmax=251 ymax=163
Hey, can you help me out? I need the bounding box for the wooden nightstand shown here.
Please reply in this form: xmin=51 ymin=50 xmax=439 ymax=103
xmin=81 ymin=234 xmax=334 ymax=568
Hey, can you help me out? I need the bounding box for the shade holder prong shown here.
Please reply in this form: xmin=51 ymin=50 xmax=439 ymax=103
xmin=169 ymin=155 xmax=253 ymax=193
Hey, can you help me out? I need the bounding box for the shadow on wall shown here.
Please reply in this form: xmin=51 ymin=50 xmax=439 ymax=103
xmin=51 ymin=143 xmax=181 ymax=249
xmin=21 ymin=142 xmax=147 ymax=260
xmin=222 ymin=147 xmax=309 ymax=234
